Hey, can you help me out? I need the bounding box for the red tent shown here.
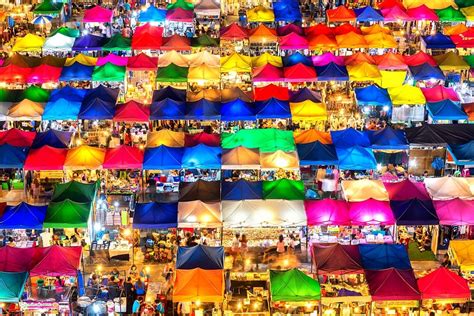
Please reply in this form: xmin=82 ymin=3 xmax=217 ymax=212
xmin=377 ymin=0 xmax=405 ymax=9
xmin=127 ymin=53 xmax=158 ymax=70
xmin=284 ymin=64 xmax=317 ymax=82
xmin=312 ymin=243 xmax=363 ymax=275
xmin=30 ymin=246 xmax=82 ymax=277
xmin=0 ymin=246 xmax=38 ymax=272
xmin=304 ymin=23 xmax=333 ymax=37
xmin=184 ymin=132 xmax=221 ymax=147
xmin=327 ymin=5 xmax=356 ymax=22
xmin=24 ymin=146 xmax=68 ymax=170
xmin=345 ymin=52 xmax=376 ymax=66
xmin=113 ymin=100 xmax=150 ymax=122
xmin=161 ymin=34 xmax=191 ymax=51
xmin=0 ymin=64 xmax=32 ymax=84
xmin=332 ymin=23 xmax=361 ymax=35
xmin=102 ymin=145 xmax=144 ymax=169
xmin=27 ymin=64 xmax=62 ymax=84
xmin=166 ymin=8 xmax=194 ymax=22
xmin=417 ymin=267 xmax=470 ymax=300
xmin=0 ymin=128 xmax=36 ymax=147
xmin=421 ymin=86 xmax=460 ymax=103
xmin=366 ymin=268 xmax=421 ymax=301
xmin=254 ymin=84 xmax=289 ymax=101
xmin=252 ymin=64 xmax=284 ymax=82
xmin=383 ymin=179 xmax=430 ymax=201
xmin=404 ymin=52 xmax=437 ymax=66
xmin=220 ymin=23 xmax=248 ymax=40
xmin=277 ymin=24 xmax=304 ymax=36
xmin=132 ymin=24 xmax=163 ymax=50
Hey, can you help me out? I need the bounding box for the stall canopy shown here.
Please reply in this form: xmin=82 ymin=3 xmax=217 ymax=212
xmin=43 ymin=86 xmax=86 ymax=120
xmin=103 ymin=145 xmax=144 ymax=169
xmin=0 ymin=128 xmax=36 ymax=147
xmin=448 ymin=141 xmax=474 ymax=165
xmin=262 ymin=179 xmax=304 ymax=200
xmin=221 ymin=99 xmax=255 ymax=121
xmin=132 ymin=24 xmax=163 ymax=50
xmin=51 ymin=180 xmax=97 ymax=203
xmin=366 ymin=269 xmax=421 ymax=301
xmin=434 ymin=199 xmax=474 ymax=225
xmin=44 ymin=200 xmax=92 ymax=228
xmin=32 ymin=129 xmax=72 ymax=149
xmin=220 ymin=23 xmax=248 ymax=40
xmin=312 ymin=244 xmax=363 ymax=275
xmin=195 ymin=0 xmax=220 ymax=17
xmin=185 ymin=99 xmax=220 ymax=120
xmin=354 ymin=6 xmax=384 ymax=21
xmin=0 ymin=202 xmax=47 ymax=229
xmin=315 ymin=63 xmax=349 ymax=81
xmin=133 ymin=202 xmax=178 ymax=229
xmin=223 ymin=129 xmax=295 ymax=153
xmin=270 ymin=269 xmax=320 ymax=302
xmin=92 ymin=63 xmax=126 ymax=82
xmin=297 ymin=141 xmax=338 ymax=165
xmin=221 ymin=180 xmax=263 ymax=200
xmin=384 ymin=179 xmax=430 ymax=200
xmin=342 ymin=179 xmax=389 ymax=202
xmin=178 ymin=201 xmax=222 ymax=228
xmin=391 ymin=199 xmax=439 ymax=225
xmin=102 ymin=34 xmax=132 ymax=51
xmin=179 ymin=180 xmax=221 ymax=202
xmin=30 ymin=246 xmax=82 ymax=277
xmin=173 ymin=269 xmax=223 ymax=302
xmin=176 ymin=245 xmax=224 ymax=270
xmin=450 ymin=240 xmax=474 ymax=272
xmin=184 ymin=132 xmax=220 ymax=147
xmin=409 ymin=63 xmax=445 ymax=81
xmin=359 ymin=244 xmax=412 ymax=270
xmin=7 ymin=99 xmax=44 ymax=121
xmin=181 ymin=144 xmax=222 ymax=169
xmin=59 ymin=63 xmax=94 ymax=81
xmin=389 ymin=85 xmax=426 ymax=105
xmin=406 ymin=124 xmax=474 ymax=145
xmin=424 ymin=177 xmax=472 ymax=200
xmin=417 ymin=267 xmax=470 ymax=300
xmin=34 ymin=0 xmax=63 ymax=14
xmin=304 ymin=199 xmax=350 ymax=226
xmin=64 ymin=145 xmax=105 ymax=170
xmin=0 ymin=144 xmax=28 ymax=168
xmin=260 ymin=150 xmax=299 ymax=170
xmin=23 ymin=146 xmax=68 ymax=170
xmin=327 ymin=5 xmax=356 ymax=22
xmin=143 ymin=145 xmax=183 ymax=170
xmin=247 ymin=5 xmax=275 ymax=22
xmin=427 ymin=100 xmax=468 ymax=121
xmin=138 ymin=5 xmax=166 ymax=22
xmin=221 ymin=147 xmax=261 ymax=170
xmin=79 ymin=87 xmax=119 ymax=120
xmin=150 ymin=99 xmax=185 ymax=120
xmin=83 ymin=5 xmax=113 ymax=23
xmin=147 ymin=129 xmax=185 ymax=147
xmin=114 ymin=100 xmax=150 ymax=122
xmin=127 ymin=53 xmax=158 ymax=70
xmin=348 ymin=199 xmax=395 ymax=225
xmin=422 ymin=32 xmax=455 ymax=49
xmin=12 ymin=34 xmax=45 ymax=52
xmin=335 ymin=146 xmax=377 ymax=170
xmin=331 ymin=128 xmax=371 ymax=148
xmin=421 ymin=86 xmax=460 ymax=103
xmin=366 ymin=127 xmax=408 ymax=150
xmin=72 ymin=34 xmax=107 ymax=51
xmin=0 ymin=272 xmax=28 ymax=303
xmin=293 ymin=130 xmax=332 ymax=145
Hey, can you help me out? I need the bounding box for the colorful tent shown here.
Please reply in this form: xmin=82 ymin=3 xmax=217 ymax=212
xmin=132 ymin=24 xmax=163 ymax=50
xmin=34 ymin=0 xmax=63 ymax=14
xmin=165 ymin=7 xmax=196 ymax=22
xmin=195 ymin=0 xmax=220 ymax=16
xmin=308 ymin=33 xmax=338 ymax=50
xmin=437 ymin=6 xmax=466 ymax=21
xmin=248 ymin=24 xmax=278 ymax=44
xmin=374 ymin=53 xmax=408 ymax=70
xmin=366 ymin=127 xmax=409 ymax=149
xmin=247 ymin=5 xmax=275 ymax=22
xmin=314 ymin=63 xmax=348 ymax=81
xmin=427 ymin=100 xmax=467 ymax=121
xmin=260 ymin=150 xmax=299 ymax=169
xmin=435 ymin=199 xmax=474 ymax=226
xmin=221 ymin=146 xmax=261 ymax=169
xmin=384 ymin=179 xmax=430 ymax=200
xmin=150 ymin=99 xmax=185 ymax=120
xmin=335 ymin=146 xmax=377 ymax=170
xmin=0 ymin=64 xmax=32 ymax=84
xmin=220 ymin=23 xmax=248 ymax=40
xmin=181 ymin=144 xmax=222 ymax=169
xmin=409 ymin=63 xmax=445 ymax=81
xmin=423 ymin=33 xmax=456 ymax=49
xmin=221 ymin=53 xmax=252 ymax=73
xmin=24 ymin=146 xmax=67 ymax=170
xmin=176 ymin=245 xmax=224 ymax=270
xmin=293 ymin=130 xmax=331 ymax=145
xmin=254 ymin=84 xmax=289 ymax=101
xmin=365 ymin=32 xmax=398 ymax=48
xmin=127 ymin=53 xmax=158 ymax=70
xmin=177 ymin=201 xmax=222 ymax=227
xmin=30 ymin=246 xmax=82 ymax=276
xmin=221 ymin=180 xmax=262 ymax=200
xmin=102 ymin=34 xmax=132 ymax=51
xmin=331 ymin=128 xmax=371 ymax=148
xmin=31 ymin=129 xmax=72 ymax=149
xmin=59 ymin=63 xmax=94 ymax=81
xmin=188 ymin=65 xmax=220 ymax=82
xmin=450 ymin=240 xmax=474 ymax=272
xmin=327 ymin=5 xmax=356 ymax=22
xmin=44 ymin=200 xmax=92 ymax=228
xmin=0 ymin=129 xmax=36 ymax=147
xmin=424 ymin=177 xmax=472 ymax=200
xmin=113 ymin=100 xmax=150 ymax=122
xmin=185 ymin=99 xmax=220 ymax=120
xmin=0 ymin=202 xmax=47 ymax=229
xmin=147 ymin=129 xmax=185 ymax=147
xmin=173 ymin=269 xmax=223 ymax=302
xmin=102 ymin=145 xmax=144 ymax=169
xmin=449 ymin=141 xmax=474 ymax=165
xmin=312 ymin=244 xmax=363 ymax=275
xmin=381 ymin=5 xmax=413 ymax=21
xmin=72 ymin=34 xmax=107 ymax=51
xmin=156 ymin=63 xmax=189 ymax=82
xmin=92 ymin=63 xmax=126 ymax=81
xmin=221 ymin=99 xmax=255 ymax=121
xmin=355 ymin=85 xmax=391 ymax=106
xmin=12 ymin=34 xmax=45 ymax=52
xmin=83 ymin=5 xmax=113 ymax=23
xmin=388 ymin=85 xmax=426 ymax=105
xmin=349 ymin=199 xmax=394 ymax=225
xmin=179 ymin=180 xmax=220 ymax=202
xmin=336 ymin=32 xmax=368 ymax=48
xmin=255 ymin=98 xmax=291 ymax=119
xmin=28 ymin=64 xmax=62 ymax=84
xmin=222 ymin=128 xmax=295 ymax=152
xmin=0 ymin=272 xmax=28 ymax=303
xmin=342 ymin=179 xmax=389 ymax=201
xmin=366 ymin=269 xmax=420 ymax=301
xmin=312 ymin=52 xmax=345 ymax=67
xmin=133 ymin=202 xmax=178 ymax=229
xmin=43 ymin=33 xmax=75 ymax=51
xmin=262 ymin=179 xmax=304 ymax=200
xmin=407 ymin=4 xmax=439 ymax=20
xmin=7 ymin=99 xmax=44 ymax=121
xmin=143 ymin=145 xmax=183 ymax=170
xmin=138 ymin=5 xmax=166 ymax=22
xmin=354 ymin=6 xmax=384 ymax=21
xmin=252 ymin=64 xmax=284 ymax=82
xmin=406 ymin=124 xmax=474 ymax=145
xmin=63 ymin=145 xmax=106 ymax=169
xmin=279 ymin=32 xmax=309 ymax=50
xmin=290 ymin=100 xmax=326 ymax=120
xmin=297 ymin=141 xmax=338 ymax=165
xmin=347 ymin=62 xmax=381 ymax=81
xmin=270 ymin=269 xmax=320 ymax=302
xmin=421 ymin=85 xmax=460 ymax=103
xmin=390 ymin=199 xmax=439 ymax=225
xmin=359 ymin=244 xmax=412 ymax=270
xmin=51 ymin=181 xmax=97 ymax=203
xmin=418 ymin=267 xmax=470 ymax=301
xmin=304 ymin=199 xmax=350 ymax=226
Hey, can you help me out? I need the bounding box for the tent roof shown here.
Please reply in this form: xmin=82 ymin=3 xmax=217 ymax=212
xmin=427 ymin=100 xmax=467 ymax=121
xmin=221 ymin=180 xmax=262 ymax=200
xmin=418 ymin=267 xmax=470 ymax=300
xmin=131 ymin=24 xmax=163 ymax=50
xmin=381 ymin=5 xmax=413 ymax=21
xmin=304 ymin=198 xmax=350 ymax=226
xmin=191 ymin=34 xmax=220 ymax=47
xmin=221 ymin=146 xmax=261 ymax=169
xmin=152 ymin=86 xmax=186 ymax=102
xmin=260 ymin=150 xmax=299 ymax=169
xmin=423 ymin=32 xmax=456 ymax=49
xmin=0 ymin=144 xmax=27 ymax=168
xmin=388 ymin=85 xmax=426 ymax=105
xmin=92 ymin=62 xmax=126 ymax=81
xmin=30 ymin=246 xmax=82 ymax=276
xmin=270 ymin=269 xmax=321 ymax=302
xmin=335 ymin=146 xmax=377 ymax=170
xmin=28 ymin=64 xmax=62 ymax=84
xmin=255 ymin=98 xmax=291 ymax=119
xmin=409 ymin=62 xmax=445 ymax=81
xmin=143 ymin=145 xmax=183 ymax=170
xmin=331 ymin=128 xmax=371 ymax=148
xmin=64 ymin=145 xmax=105 ymax=170
xmin=51 ymin=180 xmax=97 ymax=203
xmin=279 ymin=32 xmax=308 ymax=50
xmin=450 ymin=240 xmax=474 ymax=271
xmin=151 ymin=97 xmax=184 ymax=120
xmin=348 ymin=199 xmax=395 ymax=225
xmin=34 ymin=0 xmax=63 ymax=14
xmin=359 ymin=244 xmax=412 ymax=270
xmin=161 ymin=34 xmax=191 ymax=51
xmin=176 ymin=245 xmax=224 ymax=269
xmin=220 ymin=23 xmax=248 ymax=40
xmin=374 ymin=53 xmax=408 ymax=70
xmin=312 ymin=243 xmax=363 ymax=275
xmin=83 ymin=5 xmax=113 ymax=23
xmin=221 ymin=53 xmax=252 ymax=73
xmin=383 ymin=179 xmax=430 ymax=200
xmin=167 ymin=0 xmax=194 ymax=10
xmin=421 ymin=85 xmax=460 ymax=103
xmin=366 ymin=269 xmax=420 ymax=301
xmin=59 ymin=62 xmax=94 ymax=81
xmin=138 ymin=5 xmax=166 ymax=22
xmin=32 ymin=129 xmax=72 ymax=149
xmin=308 ymin=33 xmax=338 ymax=50
xmin=7 ymin=99 xmax=44 ymax=121
xmin=24 ymin=146 xmax=67 ymax=170
xmin=406 ymin=124 xmax=474 ymax=145
xmin=147 ymin=129 xmax=185 ymax=147
xmin=293 ymin=129 xmax=332 ymax=145
xmin=179 ymin=180 xmax=220 ymax=202
xmin=366 ymin=127 xmax=409 ymax=150
xmin=247 ymin=5 xmax=275 ymax=22
xmin=407 ymin=4 xmax=439 ymax=20
xmin=195 ymin=0 xmax=220 ymax=16
xmin=166 ymin=7 xmax=194 ymax=22
xmin=435 ymin=199 xmax=474 ymax=225
xmin=254 ymin=84 xmax=289 ymax=101
xmin=103 ymin=145 xmax=144 ymax=169
xmin=173 ymin=268 xmax=223 ymax=302
xmin=127 ymin=53 xmax=158 ymax=70
xmin=252 ymin=64 xmax=284 ymax=82
xmin=221 ymin=99 xmax=254 ymax=121
xmin=434 ymin=51 xmax=470 ymax=71
xmin=12 ymin=34 xmax=45 ymax=52
xmin=184 ymin=132 xmax=220 ymax=147
xmin=390 ymin=199 xmax=439 ymax=225
xmin=72 ymin=34 xmax=107 ymax=51
xmin=44 ymin=199 xmax=92 ymax=228
xmin=0 ymin=202 xmax=47 ymax=229
xmin=312 ymin=52 xmax=345 ymax=67
xmin=355 ymin=85 xmax=391 ymax=106
xmin=297 ymin=141 xmax=338 ymax=165
xmin=262 ymin=179 xmax=304 ymax=200
xmin=449 ymin=140 xmax=474 ymax=165
xmin=347 ymin=62 xmax=381 ymax=81
xmin=336 ymin=32 xmax=368 ymax=49
xmin=222 ymin=128 xmax=295 ymax=153
xmin=133 ymin=202 xmax=178 ymax=229
xmin=102 ymin=34 xmax=131 ymax=52
xmin=0 ymin=272 xmax=28 ymax=303
xmin=178 ymin=201 xmax=222 ymax=227
xmin=156 ymin=63 xmax=189 ymax=82
xmin=0 ymin=128 xmax=36 ymax=147
xmin=315 ymin=62 xmax=348 ymax=81
xmin=113 ymin=100 xmax=150 ymax=122
xmin=424 ymin=176 xmax=472 ymax=200
xmin=354 ymin=6 xmax=384 ymax=21
xmin=327 ymin=5 xmax=356 ymax=22
xmin=181 ymin=144 xmax=221 ymax=169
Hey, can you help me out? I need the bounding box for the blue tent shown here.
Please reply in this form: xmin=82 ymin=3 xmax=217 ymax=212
xmin=133 ymin=202 xmax=178 ymax=229
xmin=354 ymin=85 xmax=392 ymax=106
xmin=185 ymin=99 xmax=221 ymax=120
xmin=72 ymin=34 xmax=107 ymax=51
xmin=289 ymin=88 xmax=322 ymax=103
xmin=182 ymin=144 xmax=222 ymax=169
xmin=366 ymin=127 xmax=409 ymax=150
xmin=221 ymin=99 xmax=255 ymax=121
xmin=0 ymin=272 xmax=28 ymax=303
xmin=255 ymin=98 xmax=291 ymax=119
xmin=150 ymin=98 xmax=185 ymax=120
xmin=176 ymin=245 xmax=224 ymax=270
xmin=283 ymin=52 xmax=313 ymax=67
xmin=59 ymin=63 xmax=94 ymax=81
xmin=221 ymin=179 xmax=263 ymax=200
xmin=152 ymin=87 xmax=186 ymax=102
xmin=49 ymin=86 xmax=87 ymax=102
xmin=315 ymin=62 xmax=349 ymax=81
xmin=354 ymin=6 xmax=384 ymax=22
xmin=335 ymin=146 xmax=377 ymax=170
xmin=143 ymin=146 xmax=184 ymax=170
xmin=359 ymin=244 xmax=412 ymax=270
xmin=78 ymin=98 xmax=116 ymax=120
xmin=83 ymin=85 xmax=119 ymax=102
xmin=409 ymin=63 xmax=445 ymax=81
xmin=426 ymin=100 xmax=468 ymax=121
xmin=331 ymin=128 xmax=371 ymax=148
xmin=0 ymin=202 xmax=47 ymax=229
xmin=0 ymin=145 xmax=28 ymax=168
xmin=448 ymin=141 xmax=474 ymax=165
xmin=390 ymin=199 xmax=439 ymax=225
xmin=297 ymin=141 xmax=339 ymax=165
xmin=43 ymin=86 xmax=86 ymax=120
xmin=273 ymin=0 xmax=302 ymax=22
xmin=139 ymin=5 xmax=166 ymax=23
xmin=32 ymin=130 xmax=73 ymax=149
xmin=422 ymin=33 xmax=455 ymax=49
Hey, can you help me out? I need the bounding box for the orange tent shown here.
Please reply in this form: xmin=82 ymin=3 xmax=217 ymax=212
xmin=249 ymin=24 xmax=278 ymax=44
xmin=374 ymin=52 xmax=408 ymax=70
xmin=361 ymin=24 xmax=391 ymax=35
xmin=293 ymin=129 xmax=332 ymax=144
xmin=173 ymin=268 xmax=224 ymax=302
xmin=336 ymin=32 xmax=367 ymax=48
xmin=444 ymin=24 xmax=468 ymax=36
xmin=345 ymin=52 xmax=376 ymax=66
xmin=327 ymin=5 xmax=356 ymax=22
xmin=308 ymin=34 xmax=338 ymax=50
xmin=365 ymin=33 xmax=398 ymax=49
xmin=462 ymin=103 xmax=474 ymax=121
xmin=160 ymin=35 xmax=191 ymax=51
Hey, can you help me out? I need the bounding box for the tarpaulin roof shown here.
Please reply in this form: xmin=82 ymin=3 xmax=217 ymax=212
xmin=327 ymin=5 xmax=356 ymax=22
xmin=177 ymin=245 xmax=224 ymax=269
xmin=179 ymin=180 xmax=220 ymax=202
xmin=44 ymin=200 xmax=92 ymax=228
xmin=390 ymin=199 xmax=438 ymax=225
xmin=147 ymin=129 xmax=185 ymax=147
xmin=161 ymin=35 xmax=191 ymax=51
xmin=0 ymin=128 xmax=35 ymax=147
xmin=12 ymin=34 xmax=45 ymax=52
xmin=421 ymin=85 xmax=460 ymax=103
xmin=444 ymin=23 xmax=468 ymax=36
xmin=290 ymin=100 xmax=327 ymax=121
xmin=277 ymin=23 xmax=304 ymax=36
xmin=72 ymin=34 xmax=107 ymax=51
xmin=220 ymin=23 xmax=248 ymax=40
xmin=304 ymin=198 xmax=350 ymax=226
xmin=34 ymin=0 xmax=63 ymax=14
xmin=355 ymin=85 xmax=391 ymax=106
xmin=247 ymin=5 xmax=275 ymax=22
xmin=79 ymin=97 xmax=116 ymax=120
xmin=92 ymin=62 xmax=126 ymax=81
xmin=407 ymin=4 xmax=439 ymax=20
xmin=43 ymin=86 xmax=85 ymax=120
xmin=144 ymin=145 xmax=183 ymax=170
xmin=255 ymin=98 xmax=291 ymax=119
xmin=7 ymin=99 xmax=44 ymax=121
xmin=32 ymin=129 xmax=72 ymax=149
xmin=28 ymin=64 xmax=62 ymax=83
xmin=315 ymin=62 xmax=348 ymax=81
xmin=423 ymin=32 xmax=455 ymax=49
xmin=184 ymin=132 xmax=220 ymax=147
xmin=139 ymin=5 xmax=166 ymax=22
xmin=30 ymin=246 xmax=82 ymax=276
xmin=221 ymin=87 xmax=253 ymax=102
xmin=290 ymin=88 xmax=322 ymax=103
xmin=173 ymin=269 xmax=223 ymax=302
xmin=418 ymin=267 xmax=470 ymax=300
xmin=312 ymin=52 xmax=345 ymax=67
xmin=347 ymin=62 xmax=381 ymax=81
xmin=463 ymin=102 xmax=474 ymax=121
xmin=158 ymin=50 xmax=188 ymax=67
xmin=102 ymin=34 xmax=132 ymax=51
xmin=149 ymin=98 xmax=181 ymax=119
xmin=366 ymin=127 xmax=409 ymax=150
xmin=424 ymin=176 xmax=473 ymax=200
xmin=366 ymin=269 xmax=420 ymax=301
xmin=0 ymin=272 xmax=28 ymax=303
xmin=342 ymin=179 xmax=389 ymax=201
xmin=132 ymin=24 xmax=163 ymax=50
xmin=355 ymin=6 xmax=384 ymax=21
xmin=336 ymin=32 xmax=368 ymax=49
xmin=279 ymin=32 xmax=308 ymax=50
xmin=252 ymin=64 xmax=284 ymax=82
xmin=153 ymin=86 xmax=187 ymax=102
xmin=51 ymin=180 xmax=97 ymax=203
xmin=156 ymin=63 xmax=188 ymax=82
xmin=434 ymin=51 xmax=470 ymax=71
xmin=113 ymin=100 xmax=150 ymax=122
xmin=312 ymin=244 xmax=363 ymax=275
xmin=348 ymin=199 xmax=395 ymax=225
xmin=435 ymin=199 xmax=474 ymax=226
xmin=374 ymin=53 xmax=408 ymax=70
xmin=127 ymin=53 xmax=158 ymax=70
xmin=404 ymin=52 xmax=437 ymax=67
xmin=282 ymin=52 xmax=313 ymax=67
xmin=359 ymin=244 xmax=412 ymax=270
xmin=166 ymin=7 xmax=194 ymax=21
xmin=0 ymin=144 xmax=27 ymax=168
xmin=83 ymin=5 xmax=113 ymax=23
xmin=187 ymin=51 xmax=220 ymax=67
xmin=24 ymin=146 xmax=67 ymax=170
xmin=450 ymin=240 xmax=474 ymax=271
xmin=59 ymin=62 xmax=94 ymax=81
xmin=50 ymin=26 xmax=80 ymax=38
xmin=383 ymin=179 xmax=430 ymax=200
xmin=304 ymin=23 xmax=332 ymax=36
xmin=427 ymin=100 xmax=467 ymax=121
xmin=410 ymin=62 xmax=445 ymax=81
xmin=262 ymin=179 xmax=304 ymax=200
xmin=185 ymin=99 xmax=220 ymax=120
xmin=297 ymin=141 xmax=338 ymax=165
xmin=191 ymin=34 xmax=219 ymax=47
xmin=308 ymin=33 xmax=338 ymax=50
xmin=221 ymin=200 xmax=306 ymax=227
xmin=178 ymin=200 xmax=221 ymax=227
xmin=260 ymin=150 xmax=299 ymax=169
xmin=133 ymin=202 xmax=178 ymax=229
xmin=221 ymin=99 xmax=255 ymax=121
xmin=221 ymin=146 xmax=260 ymax=169
xmin=336 ymin=146 xmax=377 ymax=170
xmin=0 ymin=202 xmax=47 ymax=229
xmin=64 ymin=145 xmax=105 ymax=170
xmin=270 ymin=269 xmax=320 ymax=302
xmin=381 ymin=5 xmax=413 ymax=21
xmin=331 ymin=128 xmax=371 ymax=148
xmin=195 ymin=0 xmax=220 ymax=16
xmin=293 ymin=130 xmax=332 ymax=145
xmin=388 ymin=85 xmax=426 ymax=105
xmin=365 ymin=32 xmax=398 ymax=49
xmin=0 ymin=64 xmax=32 ymax=84
xmin=222 ymin=128 xmax=295 ymax=152
xmin=449 ymin=140 xmax=474 ymax=165
xmin=65 ymin=53 xmax=97 ymax=66
xmin=221 ymin=53 xmax=251 ymax=73
xmin=406 ymin=124 xmax=474 ymax=145
xmin=254 ymin=84 xmax=288 ymax=101
xmin=273 ymin=0 xmax=302 ymax=22
xmin=221 ymin=180 xmax=262 ymax=200
xmin=103 ymin=145 xmax=144 ymax=169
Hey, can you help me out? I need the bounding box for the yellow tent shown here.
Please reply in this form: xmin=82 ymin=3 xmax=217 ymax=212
xmin=7 ymin=99 xmax=44 ymax=121
xmin=222 ymin=146 xmax=261 ymax=169
xmin=403 ymin=0 xmax=454 ymax=9
xmin=433 ymin=51 xmax=470 ymax=71
xmin=251 ymin=52 xmax=283 ymax=68
xmin=12 ymin=34 xmax=45 ymax=52
xmin=220 ymin=53 xmax=252 ymax=73
xmin=364 ymin=33 xmax=398 ymax=49
xmin=65 ymin=53 xmax=98 ymax=66
xmin=247 ymin=5 xmax=275 ymax=23
xmin=186 ymin=51 xmax=220 ymax=67
xmin=449 ymin=240 xmax=474 ymax=272
xmin=173 ymin=269 xmax=224 ymax=302
xmin=187 ymin=89 xmax=221 ymax=102
xmin=361 ymin=24 xmax=391 ymax=35
xmin=260 ymin=150 xmax=300 ymax=169
xmin=177 ymin=201 xmax=222 ymax=227
xmin=293 ymin=130 xmax=332 ymax=144
xmin=157 ymin=50 xmax=188 ymax=67
xmin=147 ymin=129 xmax=185 ymax=147
xmin=379 ymin=70 xmax=407 ymax=88
xmin=290 ymin=100 xmax=327 ymax=121
xmin=443 ymin=24 xmax=468 ymax=36
xmin=461 ymin=6 xmax=474 ymax=21
xmin=335 ymin=32 xmax=367 ymax=48
xmin=188 ymin=64 xmax=220 ymax=82
xmin=248 ymin=24 xmax=278 ymax=44
xmin=388 ymin=85 xmax=426 ymax=105
xmin=341 ymin=179 xmax=389 ymax=201
xmin=64 ymin=145 xmax=106 ymax=170
xmin=347 ymin=62 xmax=381 ymax=82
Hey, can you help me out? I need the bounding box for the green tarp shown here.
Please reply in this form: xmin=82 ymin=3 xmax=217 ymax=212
xmin=44 ymin=199 xmax=92 ymax=228
xmin=22 ymin=86 xmax=50 ymax=102
xmin=455 ymin=0 xmax=474 ymax=7
xmin=92 ymin=63 xmax=126 ymax=81
xmin=102 ymin=34 xmax=132 ymax=51
xmin=167 ymin=0 xmax=194 ymax=10
xmin=436 ymin=7 xmax=466 ymax=21
xmin=464 ymin=55 xmax=474 ymax=67
xmin=156 ymin=63 xmax=189 ymax=82
xmin=50 ymin=27 xmax=80 ymax=38
xmin=33 ymin=0 xmax=63 ymax=14
xmin=270 ymin=269 xmax=321 ymax=302
xmin=191 ymin=34 xmax=219 ymax=47
xmin=221 ymin=128 xmax=295 ymax=152
xmin=0 ymin=272 xmax=28 ymax=303
xmin=263 ymin=179 xmax=305 ymax=200
xmin=51 ymin=180 xmax=98 ymax=203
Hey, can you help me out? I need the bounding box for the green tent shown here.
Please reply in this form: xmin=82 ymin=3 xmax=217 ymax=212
xmin=464 ymin=55 xmax=474 ymax=67
xmin=33 ymin=0 xmax=63 ymax=15
xmin=0 ymin=272 xmax=28 ymax=303
xmin=0 ymin=90 xmax=22 ymax=103
xmin=50 ymin=26 xmax=80 ymax=38
xmin=436 ymin=7 xmax=466 ymax=21
xmin=167 ymin=0 xmax=194 ymax=10
xmin=191 ymin=34 xmax=219 ymax=47
xmin=270 ymin=269 xmax=321 ymax=302
xmin=51 ymin=180 xmax=98 ymax=203
xmin=44 ymin=199 xmax=92 ymax=228
xmin=102 ymin=34 xmax=132 ymax=51
xmin=455 ymin=0 xmax=474 ymax=7
xmin=221 ymin=128 xmax=295 ymax=152
xmin=92 ymin=63 xmax=126 ymax=82
xmin=21 ymin=86 xmax=51 ymax=103
xmin=262 ymin=179 xmax=305 ymax=200
xmin=156 ymin=63 xmax=189 ymax=82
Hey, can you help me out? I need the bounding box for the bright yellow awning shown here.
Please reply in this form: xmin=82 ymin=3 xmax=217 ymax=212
xmin=247 ymin=5 xmax=275 ymax=22
xmin=403 ymin=0 xmax=454 ymax=9
xmin=220 ymin=53 xmax=252 ymax=73
xmin=251 ymin=52 xmax=283 ymax=68
xmin=147 ymin=129 xmax=185 ymax=147
xmin=379 ymin=70 xmax=407 ymax=88
xmin=461 ymin=6 xmax=474 ymax=21
xmin=12 ymin=34 xmax=45 ymax=52
xmin=65 ymin=53 xmax=98 ymax=66
xmin=188 ymin=64 xmax=220 ymax=81
xmin=290 ymin=100 xmax=327 ymax=121
xmin=347 ymin=62 xmax=381 ymax=82
xmin=443 ymin=23 xmax=468 ymax=36
xmin=449 ymin=240 xmax=474 ymax=272
xmin=434 ymin=51 xmax=470 ymax=71
xmin=388 ymin=85 xmax=426 ymax=105
xmin=361 ymin=24 xmax=391 ymax=35
xmin=7 ymin=99 xmax=44 ymax=121
xmin=64 ymin=145 xmax=106 ymax=170
xmin=342 ymin=179 xmax=389 ymax=201
xmin=260 ymin=150 xmax=300 ymax=169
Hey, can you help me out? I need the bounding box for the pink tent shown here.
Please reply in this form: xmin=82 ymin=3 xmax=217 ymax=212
xmin=383 ymin=179 xmax=430 ymax=201
xmin=421 ymin=86 xmax=460 ymax=103
xmin=97 ymin=54 xmax=129 ymax=66
xmin=0 ymin=246 xmax=38 ymax=272
xmin=279 ymin=32 xmax=309 ymax=50
xmin=305 ymin=199 xmax=351 ymax=226
xmin=406 ymin=5 xmax=438 ymax=21
xmin=252 ymin=64 xmax=284 ymax=82
xmin=417 ymin=267 xmax=470 ymax=300
xmin=83 ymin=5 xmax=113 ymax=23
xmin=381 ymin=6 xmax=413 ymax=22
xmin=434 ymin=199 xmax=474 ymax=225
xmin=30 ymin=246 xmax=82 ymax=277
xmin=366 ymin=268 xmax=420 ymax=301
xmin=312 ymin=52 xmax=344 ymax=67
xmin=348 ymin=199 xmax=395 ymax=225
xmin=166 ymin=8 xmax=194 ymax=22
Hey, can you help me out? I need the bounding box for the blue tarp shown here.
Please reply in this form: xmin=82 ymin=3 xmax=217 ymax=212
xmin=297 ymin=141 xmax=339 ymax=165
xmin=43 ymin=86 xmax=86 ymax=120
xmin=133 ymin=202 xmax=178 ymax=229
xmin=185 ymin=99 xmax=221 ymax=120
xmin=79 ymin=85 xmax=119 ymax=120
xmin=335 ymin=146 xmax=377 ymax=170
xmin=176 ymin=245 xmax=224 ymax=270
xmin=221 ymin=179 xmax=263 ymax=200
xmin=315 ymin=62 xmax=349 ymax=81
xmin=354 ymin=85 xmax=392 ymax=106
xmin=448 ymin=140 xmax=474 ymax=165
xmin=182 ymin=144 xmax=222 ymax=169
xmin=289 ymin=88 xmax=322 ymax=103
xmin=409 ymin=63 xmax=445 ymax=81
xmin=426 ymin=100 xmax=468 ymax=121
xmin=283 ymin=52 xmax=313 ymax=67
xmin=366 ymin=127 xmax=409 ymax=150
xmin=143 ymin=146 xmax=184 ymax=170
xmin=390 ymin=199 xmax=439 ymax=225
xmin=32 ymin=130 xmax=72 ymax=149
xmin=152 ymin=87 xmax=187 ymax=102
xmin=255 ymin=98 xmax=291 ymax=119
xmin=331 ymin=128 xmax=371 ymax=148
xmin=354 ymin=6 xmax=384 ymax=21
xmin=72 ymin=34 xmax=107 ymax=51
xmin=273 ymin=0 xmax=302 ymax=22
xmin=59 ymin=63 xmax=94 ymax=81
xmin=359 ymin=244 xmax=412 ymax=270
xmin=150 ymin=98 xmax=185 ymax=120
xmin=0 ymin=145 xmax=28 ymax=168
xmin=0 ymin=202 xmax=47 ymax=229
xmin=422 ymin=33 xmax=456 ymax=49
xmin=139 ymin=5 xmax=167 ymax=22
xmin=221 ymin=99 xmax=255 ymax=121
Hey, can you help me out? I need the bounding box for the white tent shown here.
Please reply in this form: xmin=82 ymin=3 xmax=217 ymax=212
xmin=186 ymin=51 xmax=220 ymax=67
xmin=177 ymin=200 xmax=222 ymax=228
xmin=195 ymin=0 xmax=220 ymax=17
xmin=43 ymin=33 xmax=75 ymax=51
xmin=424 ymin=177 xmax=473 ymax=200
